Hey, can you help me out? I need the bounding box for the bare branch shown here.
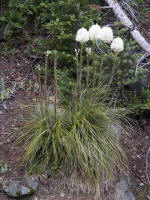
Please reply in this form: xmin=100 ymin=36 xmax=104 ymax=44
xmin=135 ymin=53 xmax=150 ymax=74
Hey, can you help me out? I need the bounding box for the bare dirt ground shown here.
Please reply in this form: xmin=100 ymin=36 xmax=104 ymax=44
xmin=0 ymin=45 xmax=94 ymax=200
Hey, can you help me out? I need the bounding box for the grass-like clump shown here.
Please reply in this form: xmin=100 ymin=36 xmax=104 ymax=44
xmin=19 ymin=95 xmax=127 ymax=198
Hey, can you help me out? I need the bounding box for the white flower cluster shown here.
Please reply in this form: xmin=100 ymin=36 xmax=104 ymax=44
xmin=46 ymin=50 xmax=51 ymax=56
xmin=111 ymin=37 xmax=124 ymax=54
xmin=100 ymin=26 xmax=113 ymax=43
xmin=89 ymin=24 xmax=102 ymax=41
xmin=76 ymin=28 xmax=89 ymax=43
xmin=75 ymin=24 xmax=124 ymax=53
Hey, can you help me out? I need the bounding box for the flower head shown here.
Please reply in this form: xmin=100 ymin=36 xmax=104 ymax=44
xmin=89 ymin=24 xmax=102 ymax=41
xmin=76 ymin=28 xmax=89 ymax=43
xmin=45 ymin=50 xmax=51 ymax=57
xmin=111 ymin=37 xmax=124 ymax=54
xmin=100 ymin=26 xmax=113 ymax=43
xmin=86 ymin=47 xmax=92 ymax=55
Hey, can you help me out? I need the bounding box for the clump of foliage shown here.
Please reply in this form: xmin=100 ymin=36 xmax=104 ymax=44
xmin=20 ymin=94 xmax=126 ymax=198
xmin=0 ymin=161 xmax=7 ymax=174
xmin=0 ymin=78 xmax=16 ymax=102
xmin=17 ymin=26 xmax=129 ymax=199
xmin=0 ymin=0 xmax=101 ymax=63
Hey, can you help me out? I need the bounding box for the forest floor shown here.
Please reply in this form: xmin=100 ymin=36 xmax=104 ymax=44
xmin=1 ymin=44 xmax=150 ymax=200
xmin=1 ymin=1 xmax=150 ymax=200
xmin=0 ymin=45 xmax=94 ymax=200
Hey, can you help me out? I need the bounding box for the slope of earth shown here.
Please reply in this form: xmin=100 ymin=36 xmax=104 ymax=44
xmin=121 ymin=121 xmax=150 ymax=200
xmin=0 ymin=44 xmax=95 ymax=200
xmin=139 ymin=0 xmax=150 ymax=42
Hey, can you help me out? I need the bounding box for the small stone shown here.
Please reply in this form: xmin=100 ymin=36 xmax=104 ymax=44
xmin=26 ymin=176 xmax=40 ymax=192
xmin=115 ymin=176 xmax=135 ymax=200
xmin=3 ymin=181 xmax=33 ymax=198
xmin=145 ymin=136 xmax=149 ymax=140
xmin=112 ymin=124 xmax=123 ymax=137
xmin=2 ymin=102 xmax=7 ymax=110
xmin=33 ymin=196 xmax=38 ymax=200
xmin=60 ymin=192 xmax=65 ymax=197
xmin=0 ymin=111 xmax=3 ymax=115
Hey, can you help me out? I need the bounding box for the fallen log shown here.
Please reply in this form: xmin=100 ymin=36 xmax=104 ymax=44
xmin=105 ymin=0 xmax=150 ymax=53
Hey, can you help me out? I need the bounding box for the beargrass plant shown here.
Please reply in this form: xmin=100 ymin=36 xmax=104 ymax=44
xmin=18 ymin=25 xmax=128 ymax=199
xmin=20 ymin=95 xmax=127 ymax=197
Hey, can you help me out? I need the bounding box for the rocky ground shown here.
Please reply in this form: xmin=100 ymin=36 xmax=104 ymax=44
xmin=0 ymin=42 xmax=149 ymax=200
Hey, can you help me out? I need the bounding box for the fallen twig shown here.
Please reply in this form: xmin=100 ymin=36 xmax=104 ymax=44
xmin=135 ymin=53 xmax=150 ymax=74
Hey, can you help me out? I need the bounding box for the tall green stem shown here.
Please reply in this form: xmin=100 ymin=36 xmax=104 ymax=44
xmin=98 ymin=44 xmax=104 ymax=84
xmin=45 ymin=54 xmax=49 ymax=106
xmin=92 ymin=42 xmax=96 ymax=88
xmin=37 ymin=66 xmax=43 ymax=116
xmin=76 ymin=50 xmax=79 ymax=104
xmin=45 ymin=55 xmax=48 ymax=89
xmin=54 ymin=51 xmax=57 ymax=124
xmin=109 ymin=55 xmax=117 ymax=87
xmin=86 ymin=53 xmax=89 ymax=90
xmin=106 ymin=54 xmax=117 ymax=94
xmin=78 ymin=43 xmax=83 ymax=103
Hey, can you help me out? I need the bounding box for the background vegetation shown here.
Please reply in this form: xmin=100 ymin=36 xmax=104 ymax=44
xmin=1 ymin=0 xmax=149 ymax=116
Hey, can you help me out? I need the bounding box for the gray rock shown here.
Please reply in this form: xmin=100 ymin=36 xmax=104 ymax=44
xmin=60 ymin=192 xmax=65 ymax=197
xmin=115 ymin=176 xmax=135 ymax=200
xmin=112 ymin=124 xmax=123 ymax=137
xmin=145 ymin=136 xmax=149 ymax=140
xmin=3 ymin=181 xmax=33 ymax=198
xmin=26 ymin=176 xmax=40 ymax=191
xmin=2 ymin=102 xmax=7 ymax=110
xmin=44 ymin=169 xmax=52 ymax=178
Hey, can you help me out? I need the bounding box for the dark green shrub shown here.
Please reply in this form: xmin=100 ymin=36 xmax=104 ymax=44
xmin=1 ymin=1 xmax=102 ymax=60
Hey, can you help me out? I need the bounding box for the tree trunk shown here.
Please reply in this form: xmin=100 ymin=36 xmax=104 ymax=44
xmin=105 ymin=0 xmax=150 ymax=53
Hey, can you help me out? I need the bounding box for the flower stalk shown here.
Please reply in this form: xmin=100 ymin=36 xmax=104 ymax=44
xmin=92 ymin=42 xmax=96 ymax=88
xmin=36 ymin=65 xmax=43 ymax=116
xmin=54 ymin=51 xmax=57 ymax=123
xmin=86 ymin=52 xmax=90 ymax=90
xmin=106 ymin=54 xmax=117 ymax=94
xmin=75 ymin=49 xmax=79 ymax=103
xmin=45 ymin=54 xmax=48 ymax=89
xmin=45 ymin=53 xmax=49 ymax=107
xmin=78 ymin=43 xmax=83 ymax=103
